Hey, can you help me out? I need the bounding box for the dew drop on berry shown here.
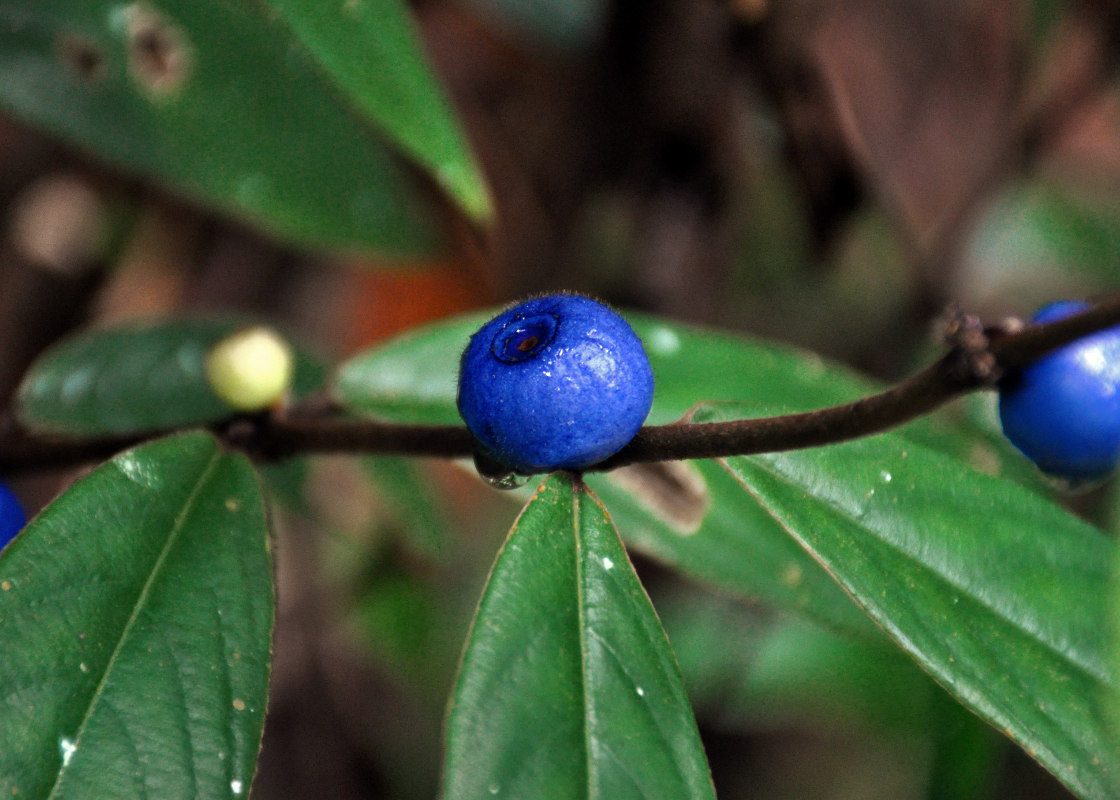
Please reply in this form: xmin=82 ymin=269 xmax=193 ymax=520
xmin=483 ymin=471 xmax=530 ymax=490
xmin=473 ymin=448 xmax=530 ymax=490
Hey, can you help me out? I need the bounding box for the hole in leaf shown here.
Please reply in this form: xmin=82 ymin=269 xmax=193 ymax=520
xmin=608 ymin=461 xmax=709 ymax=535
xmin=125 ymin=4 xmax=192 ymax=95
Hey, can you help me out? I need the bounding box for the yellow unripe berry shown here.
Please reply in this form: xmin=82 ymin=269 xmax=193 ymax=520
xmin=205 ymin=326 xmax=294 ymax=412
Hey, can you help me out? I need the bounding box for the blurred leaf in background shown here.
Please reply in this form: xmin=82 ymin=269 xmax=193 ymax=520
xmin=0 ymin=0 xmax=492 ymax=254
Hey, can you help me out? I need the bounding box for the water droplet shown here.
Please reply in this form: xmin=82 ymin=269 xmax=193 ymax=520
xmin=79 ymin=662 xmax=88 ymax=673
xmin=879 ymin=470 xmax=892 ymax=483
xmin=483 ymin=472 xmax=529 ymax=490
xmin=601 ymin=557 xmax=614 ymax=570
xmin=473 ymin=450 xmax=530 ymax=490
xmin=59 ymin=737 xmax=77 ymax=767
xmin=636 ymin=686 xmax=645 ymax=697
xmin=231 ymin=778 xmax=244 ymax=795
xmin=488 ymin=783 xmax=500 ymax=795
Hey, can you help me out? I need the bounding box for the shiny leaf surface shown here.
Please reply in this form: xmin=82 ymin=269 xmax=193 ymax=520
xmin=334 ymin=310 xmax=1041 ymax=634
xmin=16 ymin=317 xmax=324 ymax=435
xmin=441 ymin=473 xmax=714 ymax=800
xmin=701 ymin=402 xmax=1120 ymax=799
xmin=0 ymin=432 xmax=273 ymax=798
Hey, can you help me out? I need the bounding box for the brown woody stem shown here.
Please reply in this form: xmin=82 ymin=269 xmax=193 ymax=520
xmin=2 ymin=294 xmax=1119 ymax=475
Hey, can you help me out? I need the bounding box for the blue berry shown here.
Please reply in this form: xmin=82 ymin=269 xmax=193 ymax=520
xmin=457 ymin=294 xmax=655 ymax=475
xmin=998 ymin=300 xmax=1120 ymax=481
xmin=0 ymin=481 xmax=26 ymax=552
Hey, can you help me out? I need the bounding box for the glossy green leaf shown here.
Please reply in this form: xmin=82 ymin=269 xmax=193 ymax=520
xmin=264 ymin=0 xmax=490 ymax=222
xmin=333 ymin=311 xmax=483 ymax=425
xmin=0 ymin=1 xmax=440 ymax=253
xmin=334 ymin=310 xmax=1042 ymax=634
xmin=441 ymin=473 xmax=714 ymax=800
xmin=16 ymin=317 xmax=325 ymax=435
xmin=585 ymin=460 xmax=875 ymax=636
xmin=700 ymin=402 xmax=1120 ymax=799
xmin=0 ymin=431 xmax=273 ymax=798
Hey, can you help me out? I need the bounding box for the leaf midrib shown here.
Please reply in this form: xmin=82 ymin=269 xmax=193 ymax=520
xmin=46 ymin=448 xmax=222 ymax=799
xmin=720 ymin=455 xmax=1117 ymax=799
xmin=721 ymin=453 xmax=1110 ymax=687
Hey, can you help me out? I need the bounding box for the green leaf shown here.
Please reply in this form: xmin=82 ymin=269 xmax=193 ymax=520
xmin=16 ymin=317 xmax=325 ymax=435
xmin=0 ymin=431 xmax=273 ymax=798
xmin=362 ymin=457 xmax=454 ymax=561
xmin=334 ymin=310 xmax=1042 ymax=633
xmin=334 ymin=311 xmax=485 ymax=425
xmin=656 ymin=589 xmax=936 ymax=732
xmin=0 ymin=1 xmax=441 ymax=253
xmin=700 ymin=402 xmax=1120 ymax=800
xmin=264 ymin=0 xmax=490 ymax=222
xmin=441 ymin=473 xmax=714 ymax=800
xmin=585 ymin=460 xmax=875 ymax=636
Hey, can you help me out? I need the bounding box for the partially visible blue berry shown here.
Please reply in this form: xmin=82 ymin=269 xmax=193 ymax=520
xmin=457 ymin=294 xmax=655 ymax=476
xmin=0 ymin=481 xmax=27 ymax=552
xmin=998 ymin=300 xmax=1120 ymax=481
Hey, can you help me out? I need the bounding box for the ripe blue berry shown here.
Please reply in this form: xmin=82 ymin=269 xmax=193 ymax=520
xmin=998 ymin=300 xmax=1120 ymax=481
xmin=0 ymin=481 xmax=27 ymax=552
xmin=457 ymin=294 xmax=655 ymax=475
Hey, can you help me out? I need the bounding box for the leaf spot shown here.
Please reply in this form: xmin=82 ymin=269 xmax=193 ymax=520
xmin=232 ymin=697 xmax=246 ymax=711
xmin=57 ymin=34 xmax=108 ymax=82
xmin=1 ymin=580 xmax=9 ymax=591
xmin=225 ymin=497 xmax=240 ymax=512
xmin=780 ymin=563 xmax=802 ymax=588
xmin=124 ymin=3 xmax=192 ymax=95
